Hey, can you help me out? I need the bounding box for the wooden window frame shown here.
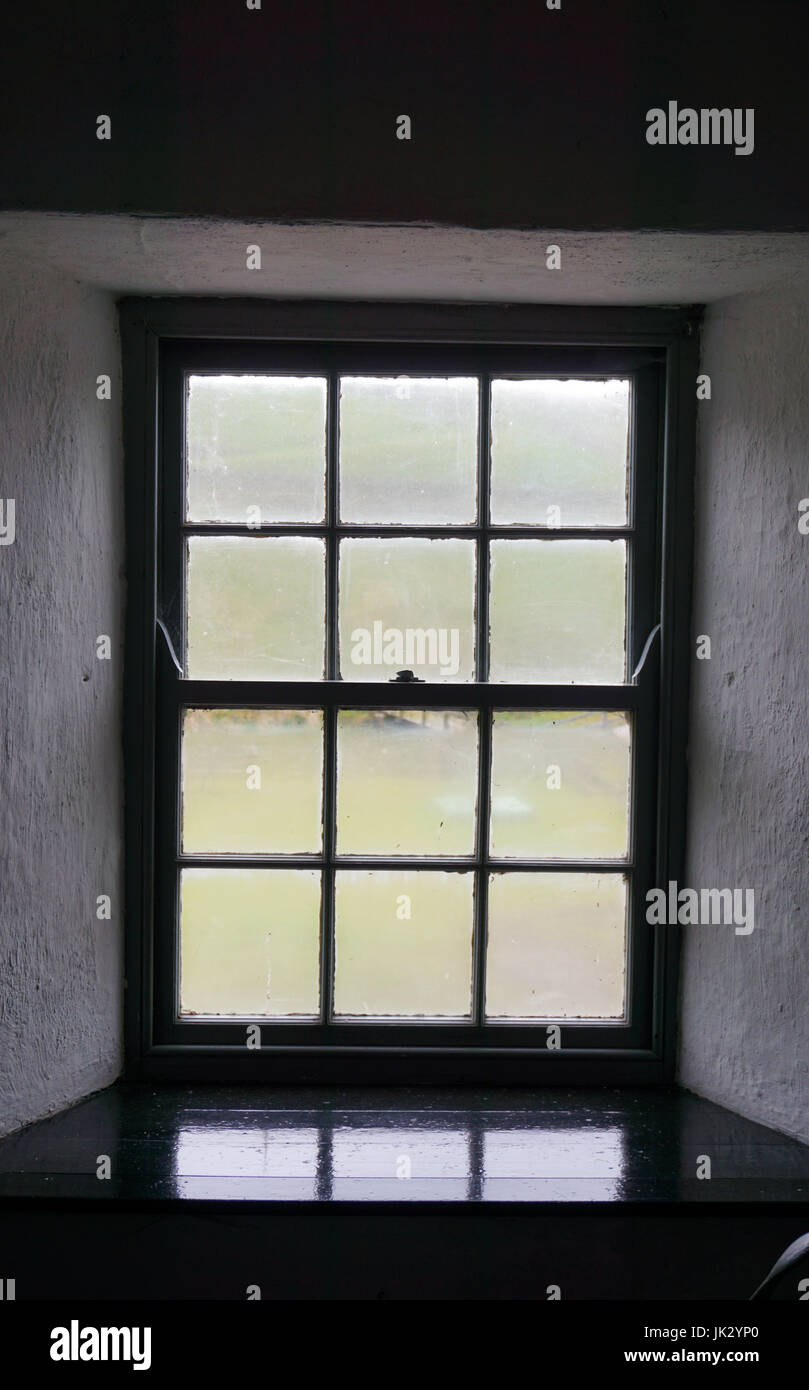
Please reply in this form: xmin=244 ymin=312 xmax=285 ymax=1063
xmin=120 ymin=299 xmax=699 ymax=1084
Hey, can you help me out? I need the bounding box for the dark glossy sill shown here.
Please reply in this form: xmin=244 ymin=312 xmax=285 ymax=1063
xmin=1 ymin=1083 xmax=808 ymax=1206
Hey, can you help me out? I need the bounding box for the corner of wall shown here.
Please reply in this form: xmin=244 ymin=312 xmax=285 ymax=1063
xmin=0 ymin=261 xmax=125 ymax=1137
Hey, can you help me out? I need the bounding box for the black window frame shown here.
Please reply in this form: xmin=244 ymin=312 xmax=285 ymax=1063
xmin=121 ymin=299 xmax=699 ymax=1084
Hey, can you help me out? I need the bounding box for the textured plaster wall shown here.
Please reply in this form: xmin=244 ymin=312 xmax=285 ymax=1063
xmin=1 ymin=221 xmax=808 ymax=1140
xmin=5 ymin=216 xmax=809 ymax=305
xmin=0 ymin=262 xmax=124 ymax=1136
xmin=678 ymin=284 xmax=809 ymax=1142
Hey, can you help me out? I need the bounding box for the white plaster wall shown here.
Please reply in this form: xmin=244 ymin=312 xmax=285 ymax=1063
xmin=3 ymin=215 xmax=809 ymax=305
xmin=1 ymin=219 xmax=809 ymax=1141
xmin=678 ymin=284 xmax=809 ymax=1142
xmin=0 ymin=262 xmax=124 ymax=1136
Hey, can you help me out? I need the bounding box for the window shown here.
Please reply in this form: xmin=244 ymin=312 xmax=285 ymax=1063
xmin=122 ymin=303 xmax=697 ymax=1082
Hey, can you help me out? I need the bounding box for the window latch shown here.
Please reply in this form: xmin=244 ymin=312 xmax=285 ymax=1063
xmin=631 ymin=623 xmax=661 ymax=681
xmin=390 ymin=669 xmax=425 ymax=683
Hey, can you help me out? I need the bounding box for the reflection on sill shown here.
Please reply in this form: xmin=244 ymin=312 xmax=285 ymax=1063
xmin=3 ymin=1086 xmax=809 ymax=1204
xmin=171 ymin=1119 xmax=627 ymax=1200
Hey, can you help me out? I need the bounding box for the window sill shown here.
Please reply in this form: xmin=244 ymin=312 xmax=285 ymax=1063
xmin=1 ymin=1081 xmax=807 ymax=1207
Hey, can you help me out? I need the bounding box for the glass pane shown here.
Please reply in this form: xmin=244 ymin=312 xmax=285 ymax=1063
xmin=336 ymin=710 xmax=477 ymax=855
xmin=489 ymin=539 xmax=626 ymax=683
xmin=490 ymin=711 xmax=631 ymax=858
xmin=339 ymin=538 xmax=475 ymax=681
xmin=180 ymin=868 xmax=320 ymax=1017
xmin=490 ymin=378 xmax=629 ymax=525
xmin=186 ymin=375 xmax=327 ymax=523
xmin=186 ymin=536 xmax=325 ymax=679
xmin=182 ymin=709 xmax=323 ymax=854
xmin=339 ymin=376 xmax=478 ymax=523
xmin=486 ymin=872 xmax=627 ymax=1019
xmin=334 ymin=870 xmax=474 ymax=1017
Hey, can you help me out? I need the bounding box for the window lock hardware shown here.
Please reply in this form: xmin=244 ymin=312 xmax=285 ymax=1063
xmin=390 ymin=669 xmax=425 ymax=683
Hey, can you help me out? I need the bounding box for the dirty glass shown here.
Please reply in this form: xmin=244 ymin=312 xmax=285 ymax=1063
xmin=186 ymin=374 xmax=327 ymax=523
xmin=180 ymin=868 xmax=321 ymax=1017
xmin=339 ymin=376 xmax=478 ymax=523
xmin=490 ymin=378 xmax=629 ymax=525
xmin=339 ymin=537 xmax=475 ymax=681
xmin=486 ymin=872 xmax=627 ymax=1019
xmin=489 ymin=711 xmax=631 ymax=858
xmin=336 ymin=709 xmax=478 ymax=856
xmin=334 ymin=870 xmax=474 ymax=1017
xmin=185 ymin=536 xmax=325 ymax=679
xmin=181 ymin=709 xmax=323 ymax=854
xmin=489 ymin=539 xmax=626 ymax=683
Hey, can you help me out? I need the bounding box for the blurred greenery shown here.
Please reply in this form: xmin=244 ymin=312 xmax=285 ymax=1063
xmin=487 ymin=872 xmax=626 ymax=1019
xmin=179 ymin=375 xmax=632 ymax=1018
xmin=339 ymin=376 xmax=478 ymax=523
xmin=490 ymin=378 xmax=629 ymax=524
xmin=181 ymin=868 xmax=320 ymax=1017
xmin=186 ymin=375 xmax=327 ymax=522
xmin=180 ymin=710 xmax=629 ymax=1019
xmin=490 ymin=539 xmax=626 ymax=683
xmin=490 ymin=710 xmax=630 ymax=857
xmin=186 ymin=535 xmax=326 ymax=680
xmin=337 ymin=710 xmax=478 ymax=855
xmin=185 ymin=374 xmax=629 ymax=528
xmin=182 ymin=709 xmax=324 ymax=853
xmin=339 ymin=538 xmax=476 ymax=681
xmin=334 ymin=870 xmax=474 ymax=1017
